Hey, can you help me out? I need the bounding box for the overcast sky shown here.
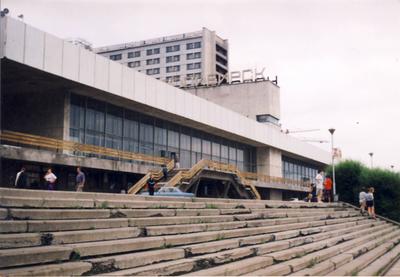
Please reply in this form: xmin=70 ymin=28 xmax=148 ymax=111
xmin=3 ymin=0 xmax=400 ymax=169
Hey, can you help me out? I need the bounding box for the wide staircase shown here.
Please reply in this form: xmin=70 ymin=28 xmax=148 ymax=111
xmin=1 ymin=188 xmax=400 ymax=276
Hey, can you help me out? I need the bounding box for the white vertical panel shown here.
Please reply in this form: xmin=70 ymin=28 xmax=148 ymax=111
xmin=62 ymin=41 xmax=79 ymax=81
xmin=4 ymin=17 xmax=25 ymax=63
xmin=94 ymin=55 xmax=109 ymax=91
xmin=165 ymin=85 xmax=177 ymax=114
xmin=199 ymin=98 xmax=208 ymax=123
xmin=24 ymin=25 xmax=44 ymax=69
xmin=145 ymin=76 xmax=157 ymax=107
xmin=44 ymin=33 xmax=63 ymax=75
xmin=183 ymin=92 xmax=193 ymax=119
xmin=121 ymin=66 xmax=134 ymax=99
xmin=155 ymin=81 xmax=168 ymax=111
xmin=175 ymin=89 xmax=185 ymax=116
xmin=191 ymin=94 xmax=201 ymax=121
xmin=79 ymin=48 xmax=95 ymax=86
xmin=109 ymin=61 xmax=123 ymax=96
xmin=133 ymin=71 xmax=146 ymax=104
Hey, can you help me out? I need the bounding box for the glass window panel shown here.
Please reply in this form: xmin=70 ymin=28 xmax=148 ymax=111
xmin=191 ymin=137 xmax=201 ymax=152
xmin=154 ymin=127 xmax=167 ymax=146
xmin=168 ymin=130 xmax=179 ymax=148
xmin=180 ymin=134 xmax=191 ymax=150
xmin=202 ymin=140 xmax=211 ymax=155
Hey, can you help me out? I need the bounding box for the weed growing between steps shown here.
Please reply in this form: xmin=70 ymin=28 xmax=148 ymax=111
xmin=206 ymin=204 xmax=218 ymax=209
xmin=40 ymin=233 xmax=54 ymax=245
xmin=82 ymin=260 xmax=119 ymax=276
xmin=98 ymin=201 xmax=109 ymax=209
xmin=70 ymin=250 xmax=81 ymax=261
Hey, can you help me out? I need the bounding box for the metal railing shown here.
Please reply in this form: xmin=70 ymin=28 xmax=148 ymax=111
xmin=0 ymin=130 xmax=170 ymax=166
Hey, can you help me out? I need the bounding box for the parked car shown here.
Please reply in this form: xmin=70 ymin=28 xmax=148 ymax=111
xmin=140 ymin=187 xmax=195 ymax=197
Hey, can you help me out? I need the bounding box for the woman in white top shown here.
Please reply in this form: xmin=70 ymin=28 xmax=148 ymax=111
xmin=44 ymin=168 xmax=57 ymax=190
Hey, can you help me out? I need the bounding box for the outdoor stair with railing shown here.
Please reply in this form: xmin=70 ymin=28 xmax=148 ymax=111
xmin=1 ymin=187 xmax=400 ymax=276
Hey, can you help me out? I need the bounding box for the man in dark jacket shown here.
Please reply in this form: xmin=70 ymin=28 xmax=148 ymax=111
xmin=15 ymin=167 xmax=28 ymax=188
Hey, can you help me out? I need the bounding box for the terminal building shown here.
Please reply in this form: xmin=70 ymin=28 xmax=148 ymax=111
xmin=0 ymin=16 xmax=330 ymax=200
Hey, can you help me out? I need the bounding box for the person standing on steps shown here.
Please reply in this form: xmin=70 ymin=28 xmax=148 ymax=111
xmin=162 ymin=164 xmax=168 ymax=181
xmin=147 ymin=175 xmax=156 ymax=196
xmin=44 ymin=168 xmax=57 ymax=190
xmin=366 ymin=187 xmax=376 ymax=219
xmin=15 ymin=167 xmax=28 ymax=189
xmin=359 ymin=187 xmax=367 ymax=214
xmin=323 ymin=175 xmax=333 ymax=202
xmin=315 ymin=170 xmax=324 ymax=203
xmin=76 ymin=167 xmax=86 ymax=192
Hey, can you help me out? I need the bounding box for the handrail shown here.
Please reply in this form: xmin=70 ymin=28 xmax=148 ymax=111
xmin=0 ymin=130 xmax=170 ymax=165
xmin=163 ymin=159 xmax=261 ymax=200
xmin=128 ymin=159 xmax=175 ymax=194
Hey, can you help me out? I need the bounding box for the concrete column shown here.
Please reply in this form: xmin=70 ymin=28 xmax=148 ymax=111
xmin=256 ymin=147 xmax=282 ymax=177
xmin=63 ymin=92 xmax=71 ymax=141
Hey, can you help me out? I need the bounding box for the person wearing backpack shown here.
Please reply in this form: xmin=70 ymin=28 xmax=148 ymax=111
xmin=365 ymin=187 xmax=376 ymax=219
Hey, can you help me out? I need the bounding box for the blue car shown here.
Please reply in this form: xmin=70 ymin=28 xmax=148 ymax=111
xmin=140 ymin=187 xmax=195 ymax=197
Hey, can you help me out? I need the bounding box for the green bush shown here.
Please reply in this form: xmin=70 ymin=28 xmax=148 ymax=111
xmin=326 ymin=160 xmax=400 ymax=222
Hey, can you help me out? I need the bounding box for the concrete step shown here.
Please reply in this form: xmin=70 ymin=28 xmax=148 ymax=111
xmin=0 ymin=218 xmax=130 ymax=233
xmin=0 ymin=196 xmax=95 ymax=208
xmin=0 ymin=188 xmax=345 ymax=208
xmin=0 ymin=262 xmax=92 ymax=277
xmin=386 ymin=256 xmax=400 ymax=276
xmin=0 ymin=245 xmax=73 ymax=268
xmin=327 ymin=231 xmax=400 ymax=276
xmin=0 ymin=213 xmax=376 ymax=275
xmin=357 ymin=241 xmax=400 ymax=276
xmin=0 ymin=227 xmax=141 ymax=249
xmin=289 ymin=225 xmax=397 ymax=276
xmin=129 ymin=215 xmax=235 ymax=227
xmin=247 ymin=225 xmax=398 ymax=276
xmin=9 ymin=208 xmax=111 ymax=220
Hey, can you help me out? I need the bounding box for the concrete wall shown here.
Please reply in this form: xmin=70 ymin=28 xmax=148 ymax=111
xmin=256 ymin=147 xmax=283 ymax=177
xmin=201 ymin=28 xmax=216 ymax=82
xmin=187 ymin=81 xmax=280 ymax=121
xmin=2 ymin=90 xmax=66 ymax=139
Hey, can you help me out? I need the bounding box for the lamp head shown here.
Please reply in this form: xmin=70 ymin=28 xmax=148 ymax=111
xmin=328 ymin=128 xmax=335 ymax=135
xmin=369 ymin=152 xmax=373 ymax=157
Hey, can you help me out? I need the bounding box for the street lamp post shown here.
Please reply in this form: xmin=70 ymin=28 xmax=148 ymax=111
xmin=369 ymin=152 xmax=374 ymax=168
xmin=328 ymin=128 xmax=336 ymax=201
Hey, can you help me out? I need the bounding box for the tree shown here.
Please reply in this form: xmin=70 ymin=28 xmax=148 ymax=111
xmin=326 ymin=160 xmax=400 ymax=222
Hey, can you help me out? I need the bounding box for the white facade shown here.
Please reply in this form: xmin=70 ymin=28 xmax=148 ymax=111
xmin=1 ymin=16 xmax=330 ymax=168
xmin=94 ymin=27 xmax=228 ymax=86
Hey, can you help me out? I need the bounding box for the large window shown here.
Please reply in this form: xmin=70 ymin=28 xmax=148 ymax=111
xmin=69 ymin=94 xmax=256 ymax=171
xmin=187 ymin=41 xmax=201 ymax=49
xmin=146 ymin=58 xmax=160 ymax=65
xmin=282 ymin=157 xmax=319 ymax=182
xmin=187 ymin=52 xmax=201 ymax=60
xmin=166 ymin=55 xmax=180 ymax=63
xmin=146 ymin=68 xmax=160 ymax=75
xmin=139 ymin=116 xmax=154 ymax=155
xmin=166 ymin=45 xmax=180 ymax=52
xmin=105 ymin=105 xmax=123 ymax=150
xmin=166 ymin=65 xmax=180 ymax=73
xmin=85 ymin=99 xmax=105 ymax=146
xmin=146 ymin=48 xmax=160 ymax=55
xmin=128 ymin=61 xmax=140 ymax=68
xmin=123 ymin=111 xmax=139 ymax=152
xmin=187 ymin=62 xmax=201 ymax=70
xmin=110 ymin=54 xmax=122 ymax=61
xmin=127 ymin=51 xmax=140 ymax=58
